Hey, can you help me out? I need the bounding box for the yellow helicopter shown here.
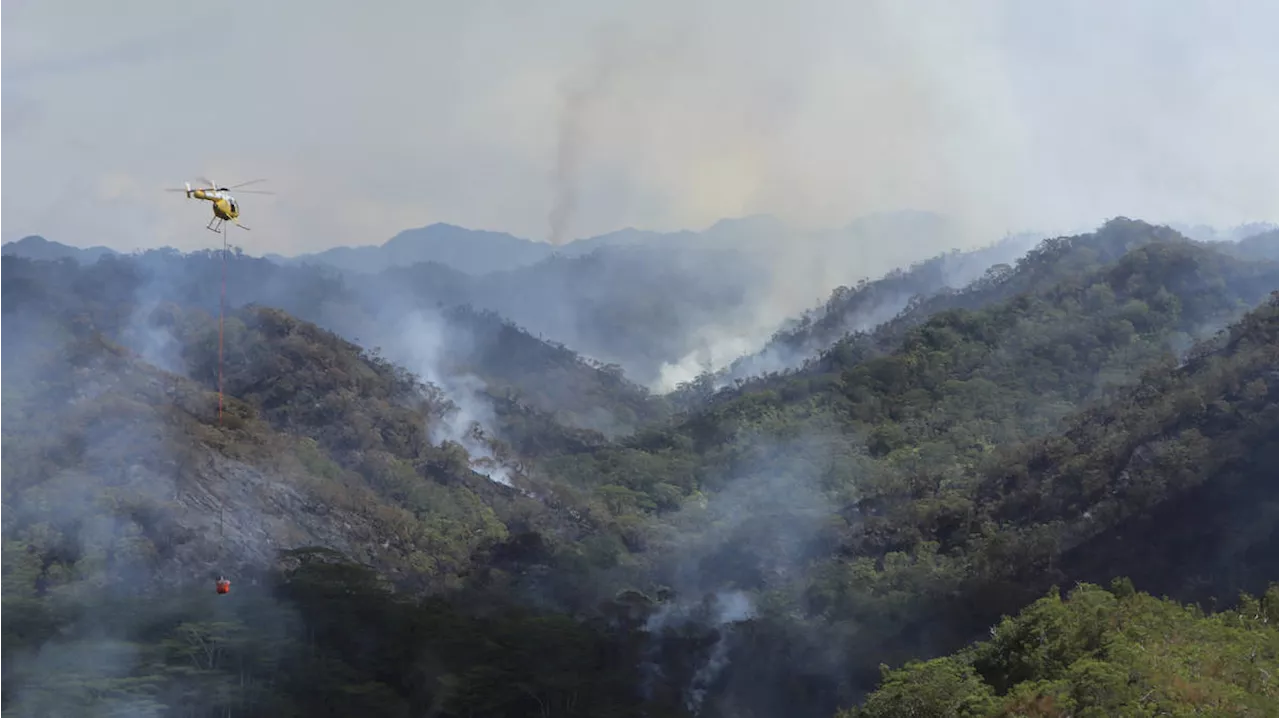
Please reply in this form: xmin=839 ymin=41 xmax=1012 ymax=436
xmin=167 ymin=177 xmax=273 ymax=233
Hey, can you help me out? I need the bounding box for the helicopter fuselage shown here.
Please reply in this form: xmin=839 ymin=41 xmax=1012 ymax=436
xmin=188 ymin=189 xmax=239 ymax=220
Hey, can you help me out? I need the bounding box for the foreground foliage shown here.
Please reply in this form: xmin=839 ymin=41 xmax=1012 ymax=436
xmin=844 ymin=580 xmax=1278 ymax=718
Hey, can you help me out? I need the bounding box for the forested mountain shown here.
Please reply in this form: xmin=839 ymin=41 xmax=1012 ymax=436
xmin=697 ymin=231 xmax=1043 ymax=391
xmin=2 ymin=218 xmax=1276 ymax=716
xmin=676 ymin=218 xmax=1274 ymax=407
xmin=0 ymin=249 xmax=667 ymax=438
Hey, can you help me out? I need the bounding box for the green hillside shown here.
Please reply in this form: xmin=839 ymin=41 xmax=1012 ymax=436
xmin=843 ymin=581 xmax=1278 ymax=717
xmin=2 ymin=219 xmax=1276 ymax=717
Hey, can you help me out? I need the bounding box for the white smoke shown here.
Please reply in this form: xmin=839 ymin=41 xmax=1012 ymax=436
xmin=120 ymin=299 xmax=187 ymax=376
xmin=642 ymin=589 xmax=759 ymax=715
xmin=396 ymin=310 xmax=513 ymax=487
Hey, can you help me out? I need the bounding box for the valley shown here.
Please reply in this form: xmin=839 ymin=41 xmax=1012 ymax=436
xmin=3 ymin=217 xmax=1276 ymax=716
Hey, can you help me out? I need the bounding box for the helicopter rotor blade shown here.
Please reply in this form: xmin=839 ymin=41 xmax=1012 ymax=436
xmin=226 ymin=178 xmax=268 ymax=190
xmin=232 ymin=189 xmax=276 ymax=195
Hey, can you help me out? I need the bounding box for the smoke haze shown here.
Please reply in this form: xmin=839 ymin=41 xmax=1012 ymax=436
xmin=3 ymin=0 xmax=1274 ymax=256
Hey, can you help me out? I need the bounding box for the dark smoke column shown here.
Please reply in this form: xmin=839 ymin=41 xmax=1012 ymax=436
xmin=547 ymin=32 xmax=623 ymax=245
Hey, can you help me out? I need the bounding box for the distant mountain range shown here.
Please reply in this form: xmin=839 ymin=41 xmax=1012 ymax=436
xmin=1 ymin=234 xmax=120 ymax=264
xmin=1171 ymin=221 xmax=1279 ymax=244
xmin=3 ymin=220 xmax=695 ymax=274
xmin=270 ymin=211 xmax=978 ymax=279
xmin=0 ymin=210 xmax=1018 ymax=292
xmin=10 ymin=215 xmax=1275 ymax=278
xmin=7 ymin=215 xmax=1275 ymax=390
xmin=0 ymin=212 xmax=979 ymax=388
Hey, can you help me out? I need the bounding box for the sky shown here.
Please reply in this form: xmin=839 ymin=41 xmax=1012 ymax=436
xmin=3 ymin=0 xmax=1277 ymax=255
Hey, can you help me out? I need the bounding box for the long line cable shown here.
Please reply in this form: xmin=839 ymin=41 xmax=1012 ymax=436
xmin=218 ymin=233 xmax=228 ymax=584
xmin=219 ymin=231 xmax=227 ymax=425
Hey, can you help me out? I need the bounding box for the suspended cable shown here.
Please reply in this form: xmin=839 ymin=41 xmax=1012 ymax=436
xmin=219 ymin=234 xmax=226 ymax=425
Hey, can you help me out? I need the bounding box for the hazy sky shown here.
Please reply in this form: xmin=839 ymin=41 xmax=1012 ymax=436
xmin=3 ymin=0 xmax=1277 ymax=254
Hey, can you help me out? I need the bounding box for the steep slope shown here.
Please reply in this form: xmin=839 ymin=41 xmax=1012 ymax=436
xmin=679 ymin=219 xmax=1273 ymax=410
xmin=0 ymin=251 xmax=661 ymax=438
xmin=556 ymin=222 xmax=1276 ymax=551
xmin=0 ymin=330 xmax=414 ymax=580
xmin=0 ymin=288 xmax=549 ymax=593
xmin=995 ymin=292 xmax=1279 ymax=606
xmin=830 ymin=218 xmax=1269 ymax=359
xmin=436 ymin=305 xmax=671 ymax=435
xmin=0 ymin=298 xmax=672 ymax=717
xmin=837 ymin=291 xmax=1280 ymax=648
xmin=705 ymin=231 xmax=1042 ymax=389
xmin=522 ymin=226 xmax=1278 ymax=714
xmin=309 ymin=270 xmax=673 ymax=437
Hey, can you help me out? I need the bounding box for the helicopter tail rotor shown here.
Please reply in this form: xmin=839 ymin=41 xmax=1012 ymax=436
xmin=164 ymin=181 xmax=199 ymax=196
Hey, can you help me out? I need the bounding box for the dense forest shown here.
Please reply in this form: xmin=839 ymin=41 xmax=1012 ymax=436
xmin=2 ymin=218 xmax=1277 ymax=716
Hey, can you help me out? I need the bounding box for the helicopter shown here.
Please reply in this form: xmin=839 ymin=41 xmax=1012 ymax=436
xmin=167 ymin=177 xmax=273 ymax=233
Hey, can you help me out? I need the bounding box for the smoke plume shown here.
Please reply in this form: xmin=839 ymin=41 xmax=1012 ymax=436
xmin=547 ymin=31 xmax=627 ymax=246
